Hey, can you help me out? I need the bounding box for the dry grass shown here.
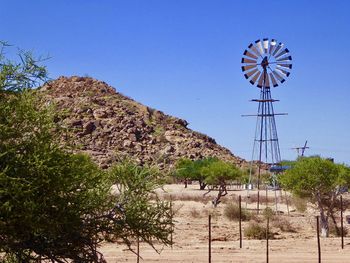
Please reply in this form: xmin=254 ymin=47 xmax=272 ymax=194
xmin=244 ymin=222 xmax=275 ymax=240
xmin=244 ymin=193 xmax=275 ymax=204
xmin=202 ymin=207 xmax=221 ymax=219
xmin=172 ymin=203 xmax=184 ymax=216
xmin=189 ymin=207 xmax=202 ymax=218
xmin=262 ymin=207 xmax=275 ymax=220
xmin=272 ymin=217 xmax=297 ymax=233
xmin=162 ymin=193 xmax=212 ymax=203
xmin=224 ymin=202 xmax=252 ymax=221
xmin=243 ymin=191 xmax=296 ymax=206
xmin=329 ymin=220 xmax=348 ymax=237
xmin=220 ymin=195 xmax=239 ymax=204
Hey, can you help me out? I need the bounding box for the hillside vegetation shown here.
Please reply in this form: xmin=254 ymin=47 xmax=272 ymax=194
xmin=39 ymin=76 xmax=246 ymax=169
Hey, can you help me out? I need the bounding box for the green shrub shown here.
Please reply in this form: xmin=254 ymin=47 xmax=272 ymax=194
xmin=244 ymin=222 xmax=274 ymax=240
xmin=153 ymin=125 xmax=165 ymax=137
xmin=0 ymin=253 xmax=17 ymax=263
xmin=224 ymin=203 xmax=251 ymax=221
xmin=291 ymin=196 xmax=307 ymax=212
xmin=262 ymin=207 xmax=275 ymax=220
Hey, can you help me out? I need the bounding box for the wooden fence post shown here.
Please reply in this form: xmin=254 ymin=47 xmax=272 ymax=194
xmin=239 ymin=195 xmax=242 ymax=248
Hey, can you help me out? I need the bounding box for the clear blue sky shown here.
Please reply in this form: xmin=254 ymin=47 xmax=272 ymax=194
xmin=2 ymin=0 xmax=350 ymax=164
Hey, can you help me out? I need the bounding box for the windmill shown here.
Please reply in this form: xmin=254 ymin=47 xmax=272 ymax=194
xmin=292 ymin=140 xmax=309 ymax=157
xmin=241 ymin=38 xmax=292 ymax=212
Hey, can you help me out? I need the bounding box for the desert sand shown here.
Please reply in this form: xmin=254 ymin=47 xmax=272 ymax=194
xmin=101 ymin=184 xmax=350 ymax=262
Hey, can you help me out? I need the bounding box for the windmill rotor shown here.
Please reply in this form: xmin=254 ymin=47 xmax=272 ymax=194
xmin=241 ymin=38 xmax=292 ymax=88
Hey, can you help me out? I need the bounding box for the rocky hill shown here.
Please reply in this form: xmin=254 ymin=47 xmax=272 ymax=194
xmin=39 ymin=76 xmax=246 ymax=169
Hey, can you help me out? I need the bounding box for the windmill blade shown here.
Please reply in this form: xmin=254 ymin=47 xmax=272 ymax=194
xmin=301 ymin=140 xmax=308 ymax=156
xmin=241 ymin=64 xmax=257 ymax=72
xmin=257 ymin=72 xmax=265 ymax=88
xmin=263 ymin=38 xmax=269 ymax=53
xmin=276 ymin=55 xmax=292 ymax=62
xmin=244 ymin=68 xmax=259 ymax=79
xmin=255 ymin=40 xmax=264 ymax=55
xmin=276 ymin=66 xmax=290 ymax=76
xmin=249 ymin=71 xmax=261 ymax=85
xmin=303 ymin=140 xmax=308 ymax=148
xmin=275 ymin=48 xmax=290 ymax=59
xmin=275 ymin=68 xmax=287 ymax=77
xmin=248 ymin=43 xmax=261 ymax=57
xmin=272 ymin=43 xmax=283 ymax=56
xmin=243 ymin=50 xmax=258 ymax=59
xmin=272 ymin=70 xmax=285 ymax=83
xmin=241 ymin=57 xmax=257 ymax=64
xmin=269 ymin=39 xmax=277 ymax=55
xmin=269 ymin=72 xmax=278 ymax=87
xmin=277 ymin=63 xmax=292 ymax=69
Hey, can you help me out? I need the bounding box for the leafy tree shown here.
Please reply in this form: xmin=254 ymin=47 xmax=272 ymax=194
xmin=280 ymin=159 xmax=296 ymax=167
xmin=174 ymin=158 xmax=193 ymax=188
xmin=174 ymin=157 xmax=217 ymax=190
xmin=108 ymin=161 xmax=173 ymax=249
xmin=202 ymin=159 xmax=242 ymax=207
xmin=280 ymin=156 xmax=350 ymax=237
xmin=0 ymin=41 xmax=47 ymax=92
xmin=0 ymin=43 xmax=172 ymax=262
xmin=0 ymin=90 xmax=111 ymax=262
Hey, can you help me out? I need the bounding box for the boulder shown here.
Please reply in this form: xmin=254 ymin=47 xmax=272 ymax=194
xmin=83 ymin=121 xmax=96 ymax=134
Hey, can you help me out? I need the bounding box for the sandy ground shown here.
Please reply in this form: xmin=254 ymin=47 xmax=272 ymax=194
xmin=100 ymin=184 xmax=350 ymax=262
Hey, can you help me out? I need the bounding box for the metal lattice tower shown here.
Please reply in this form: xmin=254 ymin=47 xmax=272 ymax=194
xmin=241 ymin=38 xmax=292 ymax=211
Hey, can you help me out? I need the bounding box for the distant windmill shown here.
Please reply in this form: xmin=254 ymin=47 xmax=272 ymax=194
xmin=292 ymin=140 xmax=309 ymax=157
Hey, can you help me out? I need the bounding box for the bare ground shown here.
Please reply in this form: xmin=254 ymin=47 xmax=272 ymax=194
xmin=100 ymin=184 xmax=350 ymax=262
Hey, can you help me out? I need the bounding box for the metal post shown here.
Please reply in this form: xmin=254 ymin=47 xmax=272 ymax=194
xmin=274 ymin=185 xmax=278 ymax=214
xmin=341 ymin=195 xmax=344 ymax=249
xmin=257 ymin=84 xmax=265 ymax=215
xmin=137 ymin=236 xmax=140 ymax=263
xmin=170 ymin=198 xmax=173 ymax=249
xmin=209 ymin=215 xmax=212 ymax=263
xmin=257 ymin=190 xmax=260 ymax=214
xmin=239 ymin=195 xmax=242 ymax=248
xmin=266 ymin=217 xmax=269 ymax=263
xmin=316 ymin=216 xmax=321 ymax=263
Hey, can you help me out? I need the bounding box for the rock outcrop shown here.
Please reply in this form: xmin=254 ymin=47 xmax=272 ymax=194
xmin=39 ymin=76 xmax=246 ymax=169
